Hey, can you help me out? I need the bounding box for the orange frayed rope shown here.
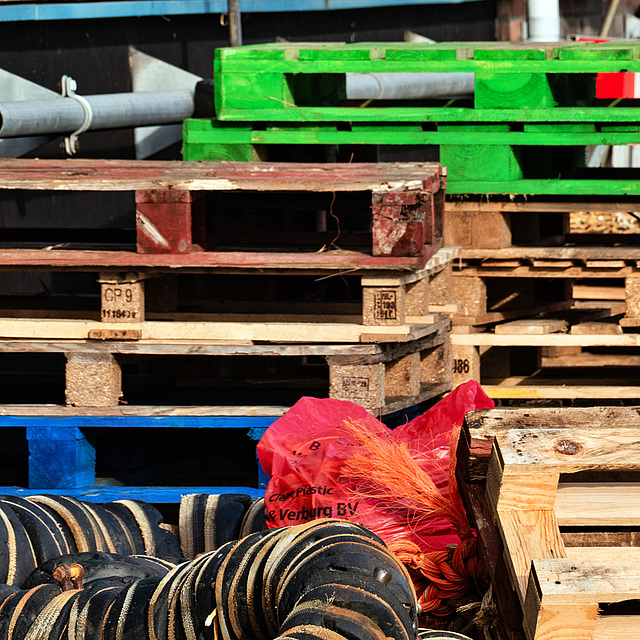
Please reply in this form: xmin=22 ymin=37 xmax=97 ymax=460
xmin=340 ymin=419 xmax=483 ymax=616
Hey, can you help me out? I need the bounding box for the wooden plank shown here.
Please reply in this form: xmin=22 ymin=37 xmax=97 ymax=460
xmin=556 ymin=483 xmax=640 ymax=526
xmin=0 ymin=248 xmax=427 ymax=271
xmin=596 ymin=617 xmax=637 ymax=640
xmin=494 ymin=428 xmax=640 ymax=473
xmin=452 ymin=333 xmax=640 ymax=346
xmin=453 ymin=300 xmax=573 ymax=326
xmin=532 ymin=260 xmax=575 ymax=268
xmin=0 ymin=404 xmax=289 ymax=418
xmin=566 ymin=547 xmax=640 ymax=562
xmin=464 ymin=406 xmax=640 ymax=434
xmin=0 ymin=317 xmax=441 ymax=343
xmin=448 ymin=200 xmax=640 ymax=214
xmin=523 ymin=565 xmax=599 ymax=640
xmin=485 ymin=382 xmax=640 ymax=399
xmin=569 ymin=321 xmax=622 ymax=334
xmin=530 ymin=557 xmax=640 ymax=603
xmin=541 ymin=353 xmax=640 ymax=367
xmin=0 ymin=159 xmax=443 ymax=193
xmin=0 ymin=340 xmax=387 ymax=357
xmin=460 ymin=246 xmax=640 ymax=260
xmin=493 ymin=508 xmax=566 ymax=604
xmin=458 ymin=265 xmax=634 ymax=278
xmin=494 ymin=319 xmax=568 ymax=335
xmin=573 ymin=284 xmax=626 ymax=300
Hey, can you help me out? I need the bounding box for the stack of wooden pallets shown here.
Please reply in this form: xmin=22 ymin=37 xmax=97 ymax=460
xmin=182 ymin=39 xmax=640 ymax=401
xmin=0 ymin=158 xmax=455 ymax=501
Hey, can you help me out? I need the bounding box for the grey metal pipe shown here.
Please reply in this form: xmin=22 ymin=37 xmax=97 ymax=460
xmin=0 ymin=89 xmax=194 ymax=138
xmin=228 ymin=0 xmax=243 ymax=47
xmin=346 ymin=72 xmax=474 ymax=100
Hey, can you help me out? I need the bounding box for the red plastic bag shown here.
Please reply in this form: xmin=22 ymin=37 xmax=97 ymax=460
xmin=257 ymin=380 xmax=494 ymax=552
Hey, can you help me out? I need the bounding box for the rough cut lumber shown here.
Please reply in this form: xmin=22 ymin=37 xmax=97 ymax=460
xmin=494 ymin=319 xmax=568 ymax=335
xmin=483 ymin=382 xmax=640 ymax=399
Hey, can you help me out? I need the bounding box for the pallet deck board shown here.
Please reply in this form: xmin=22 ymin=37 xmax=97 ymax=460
xmin=0 ymin=158 xmax=443 ymax=192
xmin=0 ymin=315 xmax=446 ymax=344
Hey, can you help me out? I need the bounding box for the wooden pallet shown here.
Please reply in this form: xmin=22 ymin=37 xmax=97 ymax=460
xmin=458 ymin=407 xmax=640 ymax=640
xmin=463 ymin=408 xmax=640 ymax=640
xmin=0 ymin=159 xmax=444 ymax=267
xmin=0 ymin=405 xmax=280 ymax=497
xmin=454 ymin=244 xmax=640 ymax=329
xmin=0 ymin=247 xmax=456 ymax=331
xmin=211 ymin=41 xmax=640 ymax=123
xmin=446 ymin=197 xmax=640 ymax=250
xmin=448 ymin=312 xmax=640 ymax=398
xmin=0 ymin=316 xmax=451 ymax=412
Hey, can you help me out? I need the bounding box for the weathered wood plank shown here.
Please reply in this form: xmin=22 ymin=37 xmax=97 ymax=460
xmin=495 ymin=428 xmax=640 ymax=474
xmin=484 ymin=382 xmax=640 ymax=399
xmin=0 ymin=248 xmax=427 ymax=271
xmin=0 ymin=159 xmax=444 ymax=192
xmin=465 ymin=407 xmax=640 ymax=434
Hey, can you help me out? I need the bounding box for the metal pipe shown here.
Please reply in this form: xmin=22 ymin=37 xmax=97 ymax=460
xmin=527 ymin=0 xmax=561 ymax=42
xmin=346 ymin=72 xmax=474 ymax=100
xmin=228 ymin=0 xmax=243 ymax=47
xmin=0 ymin=89 xmax=195 ymax=138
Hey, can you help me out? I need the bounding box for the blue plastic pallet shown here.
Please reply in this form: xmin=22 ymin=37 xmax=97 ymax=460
xmin=0 ymin=402 xmax=426 ymax=502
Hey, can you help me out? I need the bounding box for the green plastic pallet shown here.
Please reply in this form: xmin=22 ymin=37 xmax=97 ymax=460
xmin=214 ymin=41 xmax=640 ymax=123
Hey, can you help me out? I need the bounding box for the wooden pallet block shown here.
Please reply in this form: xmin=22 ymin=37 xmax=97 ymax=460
xmin=462 ymin=408 xmax=640 ymax=640
xmin=0 ymin=159 xmax=444 ymax=266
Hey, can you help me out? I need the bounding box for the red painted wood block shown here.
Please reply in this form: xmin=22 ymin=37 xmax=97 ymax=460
xmin=136 ymin=190 xmax=205 ymax=254
xmin=372 ymin=190 xmax=434 ymax=257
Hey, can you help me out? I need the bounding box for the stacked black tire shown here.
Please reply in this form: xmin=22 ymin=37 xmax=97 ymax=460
xmin=0 ymin=492 xmax=419 ymax=640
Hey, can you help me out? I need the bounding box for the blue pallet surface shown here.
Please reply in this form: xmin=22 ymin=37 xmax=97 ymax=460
xmin=5 ymin=413 xmax=278 ymax=492
xmin=0 ymin=0 xmax=482 ymax=22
